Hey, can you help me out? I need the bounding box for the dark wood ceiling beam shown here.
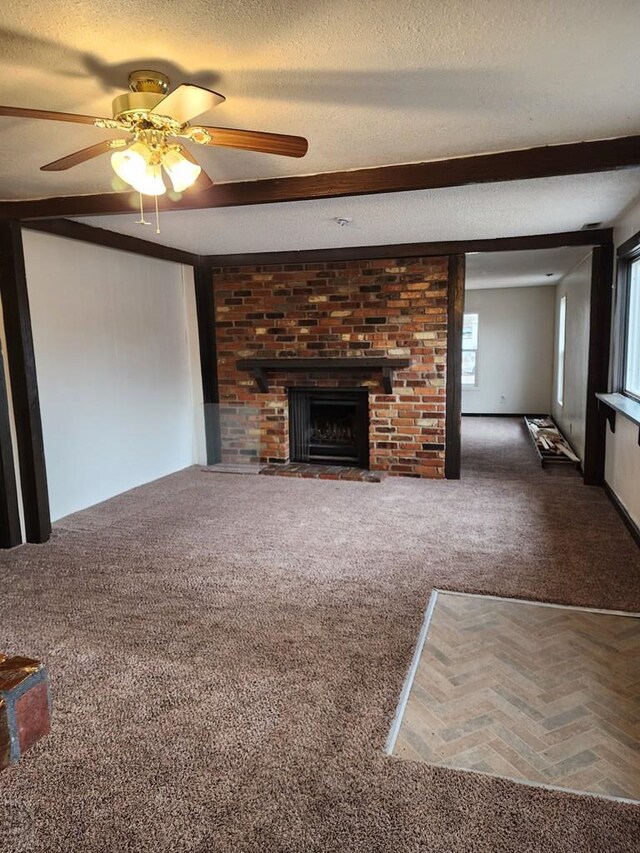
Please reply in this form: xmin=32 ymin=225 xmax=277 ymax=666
xmin=16 ymin=220 xmax=612 ymax=266
xmin=207 ymin=229 xmax=612 ymax=266
xmin=23 ymin=219 xmax=199 ymax=265
xmin=2 ymin=135 xmax=640 ymax=221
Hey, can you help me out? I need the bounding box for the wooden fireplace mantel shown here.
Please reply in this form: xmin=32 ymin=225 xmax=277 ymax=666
xmin=236 ymin=357 xmax=411 ymax=394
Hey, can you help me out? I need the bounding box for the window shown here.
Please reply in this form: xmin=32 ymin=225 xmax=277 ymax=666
xmin=623 ymin=258 xmax=640 ymax=400
xmin=557 ymin=295 xmax=567 ymax=406
xmin=615 ymin=234 xmax=640 ymax=404
xmin=462 ymin=313 xmax=478 ymax=387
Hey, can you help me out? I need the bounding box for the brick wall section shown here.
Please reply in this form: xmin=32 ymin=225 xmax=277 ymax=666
xmin=213 ymin=255 xmax=450 ymax=477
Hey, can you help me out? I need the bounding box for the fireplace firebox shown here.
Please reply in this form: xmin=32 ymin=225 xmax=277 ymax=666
xmin=289 ymin=388 xmax=369 ymax=468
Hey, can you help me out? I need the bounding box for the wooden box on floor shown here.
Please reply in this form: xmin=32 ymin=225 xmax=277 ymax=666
xmin=0 ymin=654 xmax=50 ymax=769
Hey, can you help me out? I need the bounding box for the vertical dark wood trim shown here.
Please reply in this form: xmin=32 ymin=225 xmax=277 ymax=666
xmin=446 ymin=254 xmax=466 ymax=479
xmin=193 ymin=258 xmax=221 ymax=464
xmin=0 ymin=222 xmax=50 ymax=542
xmin=0 ymin=349 xmax=21 ymax=547
xmin=583 ymin=244 xmax=614 ymax=485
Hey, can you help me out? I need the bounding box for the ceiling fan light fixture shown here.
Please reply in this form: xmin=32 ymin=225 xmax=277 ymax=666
xmin=129 ymin=161 xmax=166 ymax=196
xmin=111 ymin=141 xmax=166 ymax=196
xmin=162 ymin=148 xmax=202 ymax=192
xmin=110 ymin=142 xmax=149 ymax=186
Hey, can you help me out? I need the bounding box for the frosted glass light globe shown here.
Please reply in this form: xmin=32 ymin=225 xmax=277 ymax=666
xmin=162 ymin=148 xmax=202 ymax=192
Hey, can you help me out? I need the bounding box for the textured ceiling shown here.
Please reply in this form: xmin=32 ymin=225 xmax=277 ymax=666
xmin=465 ymin=247 xmax=591 ymax=290
xmin=74 ymin=170 xmax=640 ymax=255
xmin=1 ymin=0 xmax=639 ymax=200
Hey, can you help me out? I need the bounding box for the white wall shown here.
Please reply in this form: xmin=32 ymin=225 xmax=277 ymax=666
xmin=462 ymin=285 xmax=556 ymax=415
xmin=551 ymin=253 xmax=592 ymax=461
xmin=605 ymin=416 xmax=640 ymax=527
xmin=607 ymin=199 xmax=640 ymax=526
xmin=22 ymin=230 xmax=205 ymax=521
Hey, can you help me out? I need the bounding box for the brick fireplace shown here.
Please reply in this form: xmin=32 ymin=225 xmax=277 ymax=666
xmin=213 ymin=255 xmax=450 ymax=478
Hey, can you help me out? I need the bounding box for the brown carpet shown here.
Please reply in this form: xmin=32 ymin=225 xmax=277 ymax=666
xmin=0 ymin=416 xmax=639 ymax=852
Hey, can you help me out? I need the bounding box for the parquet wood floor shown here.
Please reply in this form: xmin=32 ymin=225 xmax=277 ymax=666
xmin=392 ymin=593 xmax=640 ymax=801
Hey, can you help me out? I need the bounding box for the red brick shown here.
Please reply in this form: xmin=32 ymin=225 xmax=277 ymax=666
xmin=0 ymin=656 xmax=50 ymax=770
xmin=16 ymin=681 xmax=50 ymax=754
xmin=214 ymin=256 xmax=450 ymax=478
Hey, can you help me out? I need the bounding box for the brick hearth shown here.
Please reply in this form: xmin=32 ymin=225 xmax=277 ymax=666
xmin=259 ymin=463 xmax=384 ymax=482
xmin=213 ymin=255 xmax=450 ymax=478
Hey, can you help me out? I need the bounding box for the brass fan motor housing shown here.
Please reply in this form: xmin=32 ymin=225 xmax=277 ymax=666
xmin=128 ymin=70 xmax=170 ymax=94
xmin=111 ymin=91 xmax=166 ymax=122
xmin=111 ymin=72 xmax=185 ymax=131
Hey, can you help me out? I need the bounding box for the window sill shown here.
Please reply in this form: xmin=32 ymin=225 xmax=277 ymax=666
xmin=596 ymin=393 xmax=640 ymax=441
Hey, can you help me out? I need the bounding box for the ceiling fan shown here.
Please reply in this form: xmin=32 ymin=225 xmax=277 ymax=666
xmin=0 ymin=70 xmax=309 ymax=197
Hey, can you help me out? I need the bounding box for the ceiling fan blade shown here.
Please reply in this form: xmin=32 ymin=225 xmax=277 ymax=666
xmin=40 ymin=140 xmax=129 ymax=172
xmin=0 ymin=105 xmax=107 ymax=125
xmin=150 ymin=84 xmax=225 ymax=124
xmin=196 ymin=126 xmax=308 ymax=158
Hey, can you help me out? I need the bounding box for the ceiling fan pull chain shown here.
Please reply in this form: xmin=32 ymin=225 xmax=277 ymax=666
xmin=134 ymin=193 xmax=151 ymax=227
xmin=155 ymin=196 xmax=161 ymax=235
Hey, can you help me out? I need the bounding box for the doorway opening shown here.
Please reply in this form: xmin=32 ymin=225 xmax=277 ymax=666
xmin=459 ymin=246 xmax=598 ymax=479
